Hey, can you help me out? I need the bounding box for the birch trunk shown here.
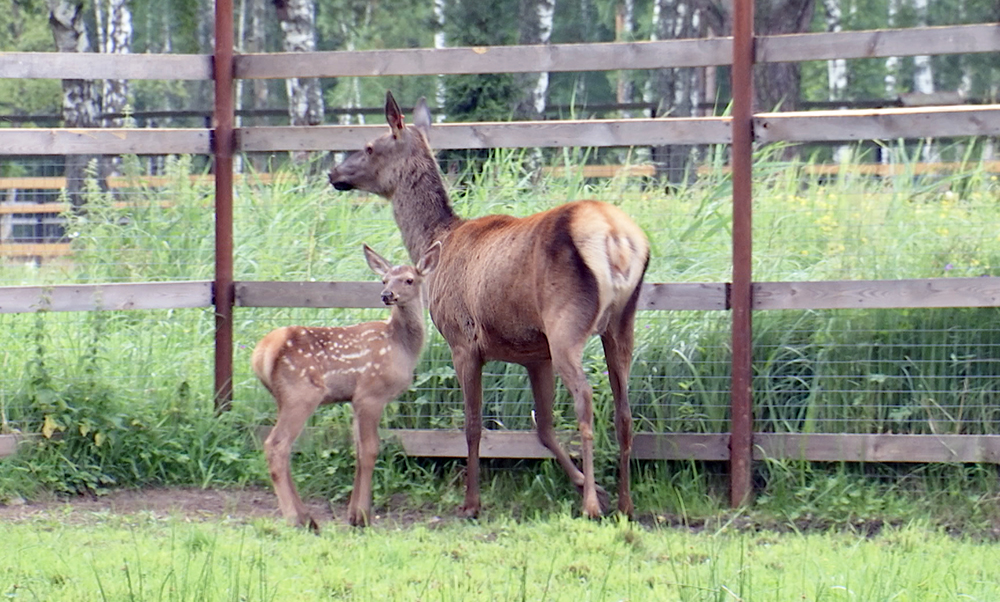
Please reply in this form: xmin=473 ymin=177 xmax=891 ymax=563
xmin=646 ymin=0 xmax=702 ymax=184
xmin=100 ymin=0 xmax=132 ymax=179
xmin=823 ymin=0 xmax=849 ymax=163
xmin=274 ymin=0 xmax=324 ymax=135
xmin=434 ymin=0 xmax=448 ymax=121
xmin=515 ymin=0 xmax=555 ymax=120
xmin=48 ymin=0 xmax=99 ymax=209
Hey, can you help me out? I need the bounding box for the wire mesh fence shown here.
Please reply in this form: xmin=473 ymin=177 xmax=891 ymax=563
xmin=2 ymin=139 xmax=1000 ymax=446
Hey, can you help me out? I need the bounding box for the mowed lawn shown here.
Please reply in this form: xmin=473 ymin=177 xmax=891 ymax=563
xmin=3 ymin=510 xmax=1000 ymax=601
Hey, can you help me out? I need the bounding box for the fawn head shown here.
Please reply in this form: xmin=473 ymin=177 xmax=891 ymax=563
xmin=362 ymin=240 xmax=441 ymax=307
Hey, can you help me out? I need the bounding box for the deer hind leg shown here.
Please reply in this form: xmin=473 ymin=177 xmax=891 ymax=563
xmin=526 ymin=360 xmax=609 ymax=512
xmin=265 ymin=387 xmax=323 ymax=532
xmin=602 ymin=322 xmax=636 ymax=518
xmin=347 ymin=395 xmax=386 ymax=527
xmin=546 ymin=327 xmax=602 ymax=520
xmin=453 ymin=346 xmax=484 ymax=518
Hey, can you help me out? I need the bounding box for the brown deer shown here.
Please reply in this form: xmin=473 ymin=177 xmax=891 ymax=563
xmin=251 ymin=241 xmax=440 ymax=530
xmin=328 ymin=91 xmax=650 ymax=520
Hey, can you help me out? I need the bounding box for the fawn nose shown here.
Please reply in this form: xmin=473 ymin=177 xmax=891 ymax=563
xmin=381 ymin=291 xmax=395 ymax=305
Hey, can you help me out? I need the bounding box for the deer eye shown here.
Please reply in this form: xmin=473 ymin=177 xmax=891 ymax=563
xmin=365 ymin=145 xmax=374 ymax=155
xmin=406 ymin=278 xmax=414 ymax=285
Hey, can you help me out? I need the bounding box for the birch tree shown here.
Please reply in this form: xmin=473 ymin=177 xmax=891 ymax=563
xmin=514 ymin=0 xmax=555 ymax=120
xmin=823 ymin=0 xmax=849 ymax=162
xmin=274 ymin=0 xmax=324 ymax=129
xmin=48 ymin=0 xmax=99 ymax=208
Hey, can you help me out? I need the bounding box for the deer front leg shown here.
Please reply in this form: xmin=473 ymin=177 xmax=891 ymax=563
xmin=265 ymin=396 xmax=321 ymax=533
xmin=453 ymin=347 xmax=484 ymax=518
xmin=348 ymin=397 xmax=384 ymax=527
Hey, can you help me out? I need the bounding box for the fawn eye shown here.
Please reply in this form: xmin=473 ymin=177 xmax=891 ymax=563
xmin=365 ymin=145 xmax=374 ymax=155
xmin=406 ymin=278 xmax=414 ymax=285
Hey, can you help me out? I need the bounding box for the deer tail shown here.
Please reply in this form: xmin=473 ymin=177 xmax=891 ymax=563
xmin=251 ymin=327 xmax=289 ymax=392
xmin=572 ymin=202 xmax=650 ymax=316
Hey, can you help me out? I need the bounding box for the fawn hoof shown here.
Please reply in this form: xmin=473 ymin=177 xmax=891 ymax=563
xmin=296 ymin=514 xmax=320 ymax=534
xmin=575 ymin=483 xmax=611 ymax=516
xmin=347 ymin=509 xmax=371 ymax=528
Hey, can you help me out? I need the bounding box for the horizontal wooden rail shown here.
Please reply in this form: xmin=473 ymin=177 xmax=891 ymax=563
xmin=755 ymin=105 xmax=1000 ymax=142
xmin=3 ymin=25 xmax=996 ymax=83
xmin=236 ymin=117 xmax=733 ymax=152
xmin=754 ymin=277 xmax=1000 ymax=310
xmin=389 ymin=430 xmax=1000 ymax=464
xmin=0 ymin=243 xmax=73 ymax=258
xmin=0 ymin=173 xmax=281 ymax=193
xmin=235 ymin=281 xmax=729 ymax=311
xmin=0 ymin=281 xmax=213 ymax=313
xmin=0 ymin=53 xmax=213 ymax=80
xmin=2 ymin=129 xmax=211 ymax=156
xmin=3 ymin=278 xmax=998 ymax=314
xmin=234 ymin=25 xmax=999 ymax=80
xmin=7 ymin=429 xmax=998 ymax=463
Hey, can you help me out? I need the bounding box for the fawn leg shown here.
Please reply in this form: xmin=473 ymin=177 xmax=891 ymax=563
xmin=265 ymin=391 xmax=321 ymax=532
xmin=348 ymin=397 xmax=384 ymax=527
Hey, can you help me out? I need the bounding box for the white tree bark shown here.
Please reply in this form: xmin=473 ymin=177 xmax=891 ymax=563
xmin=515 ymin=0 xmax=555 ymax=120
xmin=823 ymin=0 xmax=849 ymax=163
xmin=616 ymin=0 xmax=635 ymax=118
xmin=434 ymin=0 xmax=448 ymax=120
xmin=274 ymin=0 xmax=324 ymax=128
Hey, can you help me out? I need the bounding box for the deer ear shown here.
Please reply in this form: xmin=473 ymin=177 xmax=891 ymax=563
xmin=363 ymin=243 xmax=392 ymax=276
xmin=385 ymin=91 xmax=405 ymax=138
xmin=412 ymin=97 xmax=432 ymax=139
xmin=417 ymin=240 xmax=442 ymax=275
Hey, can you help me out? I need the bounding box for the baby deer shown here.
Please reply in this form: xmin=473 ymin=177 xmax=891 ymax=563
xmin=251 ymin=242 xmax=440 ymax=530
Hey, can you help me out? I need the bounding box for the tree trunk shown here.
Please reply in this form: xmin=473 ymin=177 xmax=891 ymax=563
xmin=616 ymin=0 xmax=636 ymax=118
xmin=274 ymin=0 xmax=324 ymax=129
xmin=434 ymin=0 xmax=448 ymax=120
xmin=514 ymin=0 xmax=555 ymax=121
xmin=754 ymin=0 xmax=814 ymax=113
xmin=647 ymin=0 xmax=703 ymax=184
xmin=823 ymin=0 xmax=849 ymax=163
xmin=48 ymin=0 xmax=99 ymax=209
xmin=100 ymin=0 xmax=132 ymax=179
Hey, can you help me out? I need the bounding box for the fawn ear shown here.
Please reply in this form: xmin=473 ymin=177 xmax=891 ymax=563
xmin=363 ymin=243 xmax=392 ymax=277
xmin=385 ymin=91 xmax=405 ymax=138
xmin=412 ymin=97 xmax=432 ymax=140
xmin=417 ymin=240 xmax=442 ymax=276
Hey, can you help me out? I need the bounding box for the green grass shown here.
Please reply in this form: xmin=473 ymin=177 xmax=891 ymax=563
xmin=3 ymin=511 xmax=1000 ymax=601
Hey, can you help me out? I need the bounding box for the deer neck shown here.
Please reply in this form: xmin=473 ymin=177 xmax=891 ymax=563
xmin=391 ymin=167 xmax=461 ymax=264
xmin=387 ymin=303 xmax=425 ymax=357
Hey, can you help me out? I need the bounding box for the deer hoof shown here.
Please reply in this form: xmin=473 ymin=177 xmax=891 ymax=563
xmin=575 ymin=483 xmax=611 ymax=516
xmin=458 ymin=503 xmax=480 ymax=519
xmin=347 ymin=508 xmax=371 ymax=528
xmin=297 ymin=515 xmax=320 ymax=534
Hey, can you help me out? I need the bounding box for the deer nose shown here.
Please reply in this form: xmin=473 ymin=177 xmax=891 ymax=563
xmin=381 ymin=291 xmax=395 ymax=305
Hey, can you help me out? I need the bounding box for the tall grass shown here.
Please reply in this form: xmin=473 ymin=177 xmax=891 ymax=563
xmin=1 ymin=146 xmax=999 ymax=514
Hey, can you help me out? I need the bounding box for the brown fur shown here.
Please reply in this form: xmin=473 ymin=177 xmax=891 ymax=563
xmin=329 ymin=92 xmax=650 ymax=519
xmin=251 ymin=242 xmax=440 ymax=530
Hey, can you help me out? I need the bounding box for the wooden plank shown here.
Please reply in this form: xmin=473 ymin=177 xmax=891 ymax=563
xmin=638 ymin=282 xmax=728 ymax=311
xmin=236 ymin=38 xmax=733 ymax=79
xmin=755 ymin=105 xmax=1000 ymax=142
xmin=758 ymin=24 xmax=1000 ymax=63
xmin=0 ymin=243 xmax=72 ymax=258
xmin=754 ymin=277 xmax=1000 ymax=310
xmin=237 ymin=281 xmax=728 ymax=311
xmin=0 ymin=433 xmax=26 ymax=458
xmin=0 ymin=129 xmax=211 ymax=156
xmin=0 ymin=53 xmax=212 ymax=80
xmin=754 ymin=433 xmax=1000 ymax=464
xmin=235 ymin=281 xmax=385 ymax=309
xmin=237 ymin=118 xmax=733 ymax=152
xmin=391 ymin=430 xmax=1000 ymax=463
xmin=542 ymin=164 xmax=656 ymax=178
xmin=0 ymin=281 xmax=213 ymax=313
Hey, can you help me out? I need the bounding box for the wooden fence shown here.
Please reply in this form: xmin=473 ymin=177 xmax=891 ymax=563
xmin=2 ymin=21 xmax=1000 ymax=504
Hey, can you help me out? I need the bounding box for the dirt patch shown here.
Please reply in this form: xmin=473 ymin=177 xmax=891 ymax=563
xmin=0 ymin=487 xmax=333 ymax=525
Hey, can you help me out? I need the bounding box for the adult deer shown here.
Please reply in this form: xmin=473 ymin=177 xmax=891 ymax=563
xmin=252 ymin=242 xmax=440 ymax=530
xmin=329 ymin=92 xmax=650 ymax=520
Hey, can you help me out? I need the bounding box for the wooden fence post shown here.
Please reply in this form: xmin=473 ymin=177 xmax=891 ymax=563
xmin=213 ymin=0 xmax=235 ymax=413
xmin=729 ymin=0 xmax=755 ymax=507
